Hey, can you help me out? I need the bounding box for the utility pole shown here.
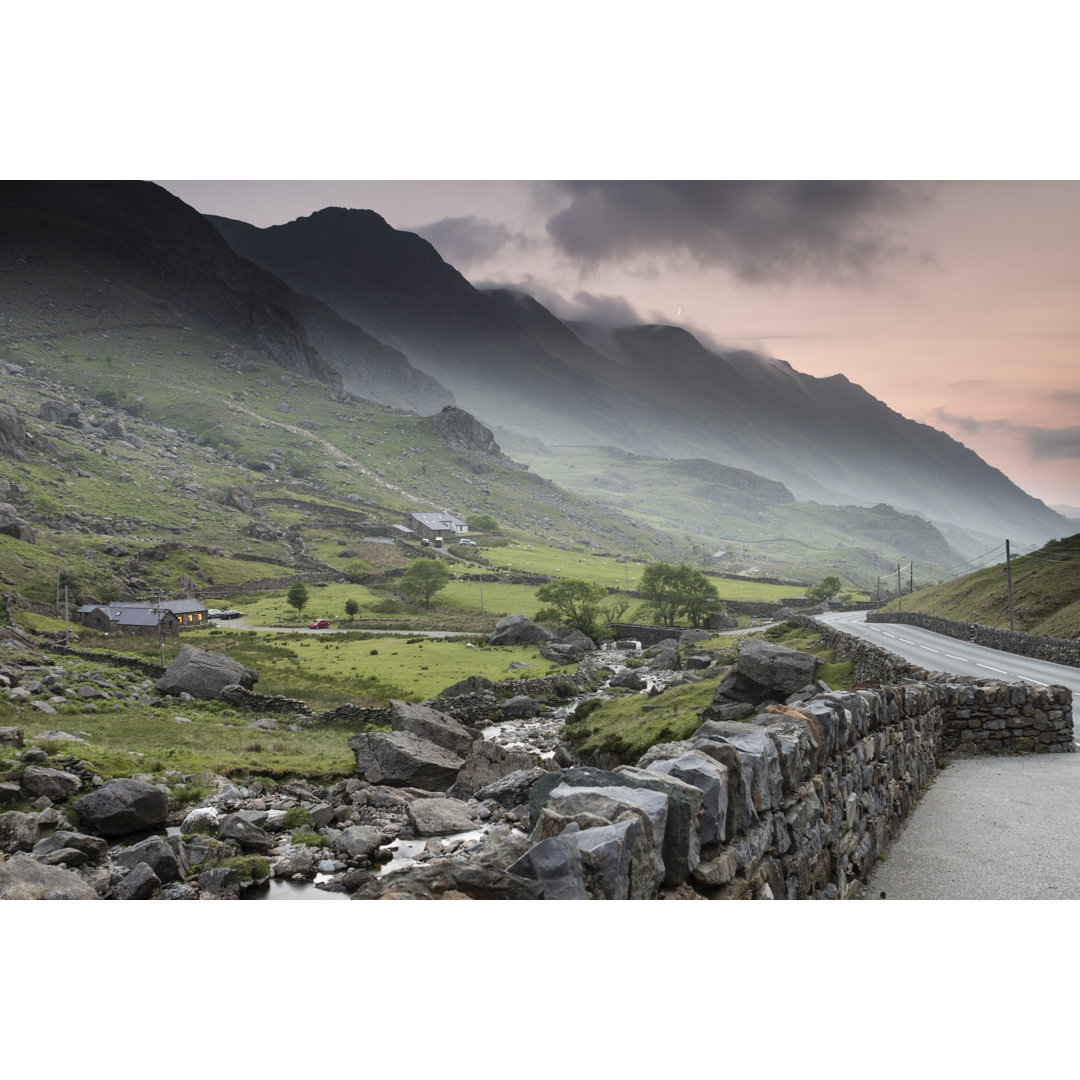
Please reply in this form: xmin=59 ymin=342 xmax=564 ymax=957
xmin=876 ymin=576 xmax=882 ymax=605
xmin=1005 ymin=539 xmax=1014 ymax=632
xmin=909 ymin=560 xmax=914 ymax=596
xmin=897 ymin=564 xmax=902 ymax=613
xmin=63 ymin=585 xmax=70 ymax=645
xmin=479 ymin=572 xmax=484 ymax=616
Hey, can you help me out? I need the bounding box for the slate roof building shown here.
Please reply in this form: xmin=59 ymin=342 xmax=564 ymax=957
xmin=74 ymin=598 xmax=208 ymax=634
xmin=405 ymin=512 xmax=468 ymax=540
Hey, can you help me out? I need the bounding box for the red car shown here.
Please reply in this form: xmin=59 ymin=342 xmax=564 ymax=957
xmin=308 ymin=619 xmax=330 ymax=629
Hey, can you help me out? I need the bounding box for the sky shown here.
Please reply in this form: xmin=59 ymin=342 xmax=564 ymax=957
xmin=161 ymin=179 xmax=1080 ymax=509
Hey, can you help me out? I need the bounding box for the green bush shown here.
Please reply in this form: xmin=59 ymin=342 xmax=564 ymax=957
xmin=281 ymin=807 xmax=314 ymax=828
xmin=291 ymin=829 xmax=328 ymax=848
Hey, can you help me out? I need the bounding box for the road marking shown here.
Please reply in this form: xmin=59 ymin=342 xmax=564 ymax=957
xmin=920 ymin=646 xmax=940 ymax=653
xmin=945 ymin=654 xmax=967 ymax=661
xmin=976 ymin=663 xmax=1009 ymax=674
xmin=898 ymin=638 xmax=917 ymax=644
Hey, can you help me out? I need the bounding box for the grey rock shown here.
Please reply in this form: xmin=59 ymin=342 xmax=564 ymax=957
xmin=609 ymin=668 xmax=645 ymax=690
xmin=20 ymin=765 xmax=82 ymax=802
xmin=389 ymin=700 xmax=476 ymax=758
xmin=331 ymin=825 xmax=386 ymax=861
xmin=75 ymin=778 xmax=168 ymax=837
xmin=647 ymin=750 xmax=730 ymax=847
xmin=218 ymin=813 xmax=272 ymax=851
xmin=507 ymin=827 xmax=588 ymax=899
xmin=407 ymin=797 xmax=476 ymax=836
xmin=0 ymin=727 xmax=23 ymax=748
xmin=488 ymin=613 xmax=553 ymax=646
xmin=571 ymin=818 xmax=640 ymax=900
xmin=500 ymin=695 xmax=541 ymax=719
xmin=348 ymin=731 xmax=464 ymax=791
xmin=197 ymin=867 xmax=241 ymax=898
xmin=32 ymin=830 xmax=109 ymax=864
xmin=0 ymin=852 xmax=98 ymax=899
xmin=449 ymin=740 xmax=543 ymax=800
xmin=438 ymin=674 xmax=495 ymax=698
xmin=155 ymin=644 xmax=258 ymax=700
xmin=111 ymin=861 xmax=162 ymax=900
xmin=113 ymin=835 xmax=183 ymax=883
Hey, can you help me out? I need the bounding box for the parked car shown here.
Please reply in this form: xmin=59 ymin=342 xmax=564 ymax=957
xmin=219 ymin=610 xmax=244 ymax=620
xmin=207 ymin=609 xmax=224 ymax=618
xmin=458 ymin=538 xmax=477 ymax=546
xmin=308 ymin=619 xmax=330 ymax=629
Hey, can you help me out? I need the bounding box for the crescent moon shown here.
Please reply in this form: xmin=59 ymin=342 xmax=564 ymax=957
xmin=675 ymin=306 xmax=682 ymax=318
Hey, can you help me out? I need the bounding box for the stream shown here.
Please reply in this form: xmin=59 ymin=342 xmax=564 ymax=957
xmin=234 ymin=638 xmax=671 ymax=899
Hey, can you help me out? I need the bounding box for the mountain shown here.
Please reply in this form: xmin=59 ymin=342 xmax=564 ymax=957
xmin=0 ymin=182 xmax=453 ymax=414
xmin=208 ymin=206 xmax=1070 ymax=552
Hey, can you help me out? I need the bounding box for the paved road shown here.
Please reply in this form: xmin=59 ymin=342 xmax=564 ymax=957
xmin=816 ymin=610 xmax=1080 ymax=898
xmin=817 ymin=609 xmax=1080 ymax=699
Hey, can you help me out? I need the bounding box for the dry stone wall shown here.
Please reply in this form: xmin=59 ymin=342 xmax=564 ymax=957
xmin=792 ymin=614 xmax=1074 ymax=753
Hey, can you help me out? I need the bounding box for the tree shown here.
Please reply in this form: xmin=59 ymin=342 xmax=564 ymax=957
xmin=343 ymin=560 xmax=367 ymax=584
xmin=676 ymin=566 xmax=722 ymax=628
xmin=638 ymin=562 xmax=720 ymax=627
xmin=287 ymin=581 xmax=309 ymax=620
xmin=466 ymin=513 xmax=499 ymax=533
xmin=344 ymin=598 xmax=360 ymax=621
xmin=398 ymin=557 xmax=451 ymax=609
xmin=638 ymin=562 xmax=684 ymax=627
xmin=806 ymin=575 xmax=843 ymax=605
xmin=535 ymin=578 xmax=609 ymax=637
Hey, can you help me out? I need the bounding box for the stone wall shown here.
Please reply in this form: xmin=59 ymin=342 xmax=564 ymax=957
xmin=866 ymin=610 xmax=1080 ymax=669
xmin=792 ymin=613 xmax=1074 ymax=753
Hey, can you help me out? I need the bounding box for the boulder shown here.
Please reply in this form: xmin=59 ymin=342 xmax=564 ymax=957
xmin=20 ymin=765 xmax=82 ymax=802
xmin=713 ymin=640 xmax=819 ymax=705
xmin=553 ymin=626 xmax=597 ymax=651
xmin=0 ymin=403 xmax=27 ymax=451
xmin=0 ymin=852 xmax=98 ymax=899
xmin=471 ymin=767 xmax=548 ymax=809
xmin=0 ymin=727 xmax=23 ymax=748
xmin=448 ymin=741 xmax=542 ymax=801
xmin=693 ymin=720 xmax=785 ymax=827
xmin=197 ymin=867 xmax=241 ymax=899
xmin=112 ymin=835 xmax=184 ymax=883
xmin=389 ymin=700 xmax=477 ymax=758
xmin=111 ymin=862 xmax=162 ymax=900
xmin=529 ymin=790 xmax=669 ymax=898
xmin=507 ymin=826 xmax=588 ymax=899
xmin=437 ymin=674 xmax=495 ymax=699
xmin=407 ymin=797 xmax=476 ymax=836
xmin=74 ymin=777 xmax=169 ymax=837
xmin=488 ymin=614 xmax=553 ymax=646
xmin=218 ymin=813 xmax=272 ymax=851
xmin=330 ymin=825 xmax=386 ymax=861
xmin=609 ymin=668 xmax=645 ymax=691
xmin=32 ymin=830 xmax=109 ymax=865
xmin=571 ymin=818 xmax=640 ymax=900
xmin=39 ymin=400 xmax=83 ymax=427
xmin=353 ymin=858 xmax=541 ymax=900
xmin=646 ymin=750 xmax=730 ymax=847
xmin=155 ymin=644 xmax=258 ymax=700
xmin=0 ymin=808 xmax=64 ymax=853
xmin=348 ymin=731 xmax=464 ymax=791
xmin=500 ymin=695 xmax=541 ymax=719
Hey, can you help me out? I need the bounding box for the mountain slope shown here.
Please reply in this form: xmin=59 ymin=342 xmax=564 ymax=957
xmin=0 ymin=182 xmax=453 ymax=414
xmin=206 ymin=206 xmax=1069 ymax=551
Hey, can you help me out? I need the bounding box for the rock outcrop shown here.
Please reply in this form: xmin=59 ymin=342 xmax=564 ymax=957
xmin=155 ymin=644 xmax=259 ymax=700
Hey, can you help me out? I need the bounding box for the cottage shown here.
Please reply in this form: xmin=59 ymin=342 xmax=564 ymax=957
xmin=74 ymin=598 xmax=208 ymax=634
xmin=405 ymin=511 xmax=468 ymax=542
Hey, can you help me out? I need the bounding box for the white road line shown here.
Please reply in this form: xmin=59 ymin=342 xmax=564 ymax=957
xmin=920 ymin=646 xmax=940 ymax=653
xmin=898 ymin=638 xmax=916 ymax=644
xmin=945 ymin=654 xmax=967 ymax=661
xmin=976 ymin=663 xmax=1009 ymax=674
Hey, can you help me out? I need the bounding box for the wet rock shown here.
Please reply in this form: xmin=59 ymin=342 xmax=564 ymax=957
xmin=331 ymin=825 xmax=385 ymax=861
xmin=218 ymin=813 xmax=272 ymax=851
xmin=500 ymin=695 xmax=541 ymax=720
xmin=449 ymin=742 xmax=542 ymax=801
xmin=197 ymin=867 xmax=241 ymax=898
xmin=507 ymin=826 xmax=587 ymax=899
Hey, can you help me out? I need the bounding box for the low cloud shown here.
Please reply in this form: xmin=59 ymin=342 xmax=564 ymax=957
xmin=474 ymin=276 xmax=642 ymax=328
xmin=539 ymin=180 xmax=931 ymax=284
xmin=932 ymin=408 xmax=1080 ymax=460
xmin=412 ymin=215 xmax=528 ymax=269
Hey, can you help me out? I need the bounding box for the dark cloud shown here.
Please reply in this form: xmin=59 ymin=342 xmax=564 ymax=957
xmin=412 ymin=215 xmax=524 ymax=269
xmin=1025 ymin=426 xmax=1080 ymax=459
xmin=1047 ymin=389 xmax=1080 ymax=405
xmin=473 ymin=276 xmax=643 ymax=328
xmin=931 ymin=408 xmax=1080 ymax=460
xmin=541 ymin=180 xmax=930 ymax=284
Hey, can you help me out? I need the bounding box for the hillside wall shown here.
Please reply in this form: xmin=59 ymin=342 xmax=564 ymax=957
xmin=866 ymin=610 xmax=1080 ymax=669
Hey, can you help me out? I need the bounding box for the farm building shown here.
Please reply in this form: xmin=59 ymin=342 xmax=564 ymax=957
xmin=405 ymin=511 xmax=468 ymax=541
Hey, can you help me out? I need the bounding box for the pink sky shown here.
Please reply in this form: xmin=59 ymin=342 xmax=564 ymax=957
xmin=162 ymin=180 xmax=1080 ymax=508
